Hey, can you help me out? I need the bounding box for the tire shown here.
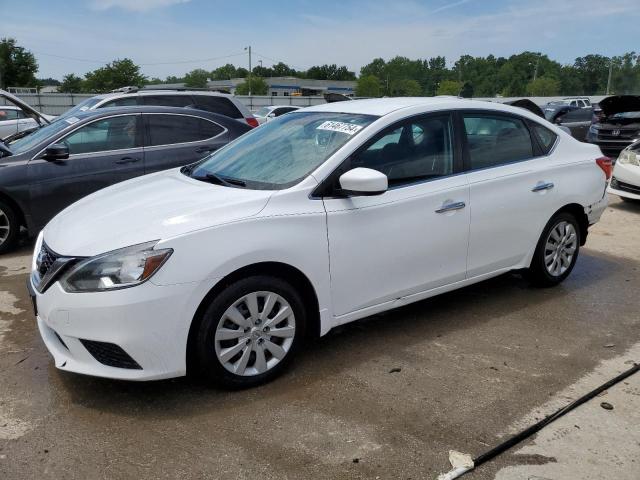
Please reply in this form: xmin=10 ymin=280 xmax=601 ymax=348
xmin=526 ymin=212 xmax=581 ymax=287
xmin=0 ymin=200 xmax=19 ymax=254
xmin=195 ymin=275 xmax=306 ymax=388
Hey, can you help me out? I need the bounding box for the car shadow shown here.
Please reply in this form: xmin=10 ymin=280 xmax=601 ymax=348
xmin=53 ymin=248 xmax=631 ymax=420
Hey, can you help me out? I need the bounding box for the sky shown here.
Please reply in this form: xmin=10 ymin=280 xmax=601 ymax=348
xmin=1 ymin=0 xmax=638 ymax=80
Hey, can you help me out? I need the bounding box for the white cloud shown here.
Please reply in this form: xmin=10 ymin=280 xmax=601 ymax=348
xmin=90 ymin=0 xmax=191 ymax=12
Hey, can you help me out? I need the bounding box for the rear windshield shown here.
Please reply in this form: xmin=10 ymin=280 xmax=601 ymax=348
xmin=255 ymin=107 xmax=272 ymax=117
xmin=192 ymin=95 xmax=243 ymax=119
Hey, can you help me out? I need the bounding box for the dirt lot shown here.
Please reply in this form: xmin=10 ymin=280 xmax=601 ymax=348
xmin=1 ymin=195 xmax=639 ymax=480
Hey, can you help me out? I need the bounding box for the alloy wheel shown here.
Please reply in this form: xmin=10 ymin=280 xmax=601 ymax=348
xmin=214 ymin=291 xmax=296 ymax=376
xmin=544 ymin=221 xmax=577 ymax=277
xmin=0 ymin=208 xmax=10 ymax=246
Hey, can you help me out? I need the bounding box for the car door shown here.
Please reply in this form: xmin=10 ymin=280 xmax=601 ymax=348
xmin=0 ymin=108 xmax=20 ymax=138
xmin=323 ymin=112 xmax=469 ymax=317
xmin=16 ymin=110 xmax=38 ymax=133
xmin=28 ymin=114 xmax=144 ymax=228
xmin=142 ymin=113 xmax=228 ymax=173
xmin=462 ymin=111 xmax=558 ymax=278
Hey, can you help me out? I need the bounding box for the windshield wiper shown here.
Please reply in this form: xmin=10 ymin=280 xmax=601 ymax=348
xmin=192 ymin=172 xmax=246 ymax=188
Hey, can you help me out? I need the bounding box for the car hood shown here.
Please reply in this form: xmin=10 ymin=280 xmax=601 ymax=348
xmin=0 ymin=89 xmax=51 ymax=126
xmin=598 ymin=95 xmax=640 ymax=116
xmin=43 ymin=169 xmax=273 ymax=256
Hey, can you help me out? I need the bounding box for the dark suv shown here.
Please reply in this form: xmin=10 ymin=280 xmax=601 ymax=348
xmin=0 ymin=106 xmax=250 ymax=252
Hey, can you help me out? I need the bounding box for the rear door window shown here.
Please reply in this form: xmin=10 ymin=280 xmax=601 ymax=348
xmin=463 ymin=114 xmax=534 ymax=169
xmin=145 ymin=114 xmax=224 ymax=146
xmin=192 ymin=95 xmax=243 ymax=119
xmin=0 ymin=109 xmax=20 ymax=120
xmin=141 ymin=95 xmax=192 ymax=108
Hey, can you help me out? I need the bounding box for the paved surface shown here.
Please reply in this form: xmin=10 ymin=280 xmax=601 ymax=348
xmin=0 ymin=195 xmax=638 ymax=480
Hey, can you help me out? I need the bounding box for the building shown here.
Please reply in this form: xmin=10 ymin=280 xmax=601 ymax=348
xmin=144 ymin=77 xmax=355 ymax=96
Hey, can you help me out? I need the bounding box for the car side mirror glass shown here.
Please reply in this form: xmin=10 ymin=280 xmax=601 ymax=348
xmin=338 ymin=167 xmax=388 ymax=196
xmin=43 ymin=143 xmax=69 ymax=161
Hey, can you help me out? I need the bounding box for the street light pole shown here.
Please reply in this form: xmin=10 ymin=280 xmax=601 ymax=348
xmin=606 ymin=61 xmax=613 ymax=95
xmin=244 ymin=46 xmax=252 ymax=96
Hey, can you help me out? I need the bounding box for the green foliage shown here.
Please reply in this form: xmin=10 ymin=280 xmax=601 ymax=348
xmin=437 ymin=80 xmax=462 ymax=96
xmin=184 ymin=68 xmax=209 ymax=88
xmin=526 ymin=76 xmax=560 ymax=96
xmin=0 ymin=38 xmax=38 ymax=88
xmin=211 ymin=63 xmax=239 ymax=80
xmin=355 ymin=75 xmax=382 ymax=97
xmin=83 ymin=58 xmax=146 ymax=93
xmin=305 ymin=64 xmax=356 ymax=81
xmin=235 ymin=76 xmax=268 ymax=95
xmin=390 ymin=79 xmax=422 ymax=96
xmin=59 ymin=74 xmax=84 ymax=93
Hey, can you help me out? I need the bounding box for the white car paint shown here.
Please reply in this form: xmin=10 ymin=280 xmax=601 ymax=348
xmin=253 ymin=105 xmax=302 ymax=125
xmin=0 ymin=105 xmax=38 ymax=139
xmin=608 ymin=147 xmax=640 ymax=200
xmin=31 ymin=97 xmax=609 ymax=381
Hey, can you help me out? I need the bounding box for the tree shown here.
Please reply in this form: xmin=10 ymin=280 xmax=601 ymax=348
xmin=59 ymin=74 xmax=84 ymax=93
xmin=306 ymin=64 xmax=356 ymax=80
xmin=165 ymin=75 xmax=185 ymax=83
xmin=83 ymin=58 xmax=146 ymax=93
xmin=271 ymin=62 xmax=296 ymax=77
xmin=526 ymin=76 xmax=560 ymax=96
xmin=235 ymin=76 xmax=268 ymax=95
xmin=390 ymin=79 xmax=422 ymax=96
xmin=211 ymin=63 xmax=239 ymax=80
xmin=0 ymin=38 xmax=38 ymax=88
xmin=184 ymin=68 xmax=209 ymax=88
xmin=355 ymin=75 xmax=381 ymax=97
xmin=459 ymin=81 xmax=474 ymax=98
xmin=437 ymin=80 xmax=462 ymax=95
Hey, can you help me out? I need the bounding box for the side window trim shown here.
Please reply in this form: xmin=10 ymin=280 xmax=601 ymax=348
xmin=33 ymin=113 xmax=143 ymax=159
xmin=458 ymin=109 xmax=541 ymax=173
xmin=312 ymin=111 xmax=461 ymax=198
xmin=141 ymin=113 xmax=227 ymax=149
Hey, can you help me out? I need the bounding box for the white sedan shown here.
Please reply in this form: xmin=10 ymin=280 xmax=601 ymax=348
xmin=253 ymin=105 xmax=301 ymax=124
xmin=0 ymin=105 xmax=39 ymax=139
xmin=608 ymin=141 xmax=640 ymax=202
xmin=29 ymin=98 xmax=610 ymax=388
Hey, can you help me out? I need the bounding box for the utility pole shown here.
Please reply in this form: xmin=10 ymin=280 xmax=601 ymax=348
xmin=244 ymin=46 xmax=252 ymax=96
xmin=606 ymin=61 xmax=613 ymax=95
xmin=533 ymin=58 xmax=539 ymax=81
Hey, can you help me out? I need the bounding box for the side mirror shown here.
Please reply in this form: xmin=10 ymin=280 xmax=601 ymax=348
xmin=267 ymin=113 xmax=276 ymax=118
xmin=338 ymin=168 xmax=388 ymax=196
xmin=42 ymin=143 xmax=69 ymax=161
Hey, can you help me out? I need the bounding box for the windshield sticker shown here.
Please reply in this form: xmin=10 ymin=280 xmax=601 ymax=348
xmin=65 ymin=116 xmax=80 ymax=125
xmin=316 ymin=121 xmax=363 ymax=136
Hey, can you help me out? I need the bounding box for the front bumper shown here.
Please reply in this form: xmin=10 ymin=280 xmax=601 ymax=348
xmin=30 ymin=276 xmax=201 ymax=381
xmin=608 ymin=161 xmax=640 ymax=200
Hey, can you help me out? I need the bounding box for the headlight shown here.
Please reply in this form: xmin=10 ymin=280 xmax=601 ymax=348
xmin=32 ymin=230 xmax=44 ymax=272
xmin=618 ymin=149 xmax=639 ymax=166
xmin=60 ymin=241 xmax=172 ymax=292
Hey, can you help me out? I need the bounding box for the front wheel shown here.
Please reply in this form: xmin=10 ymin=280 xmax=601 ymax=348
xmin=195 ymin=275 xmax=306 ymax=388
xmin=526 ymin=212 xmax=581 ymax=287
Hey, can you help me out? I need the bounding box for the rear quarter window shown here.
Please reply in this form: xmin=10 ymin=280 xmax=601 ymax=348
xmin=142 ymin=95 xmax=192 ymax=107
xmin=192 ymin=95 xmax=243 ymax=119
xmin=530 ymin=123 xmax=558 ymax=154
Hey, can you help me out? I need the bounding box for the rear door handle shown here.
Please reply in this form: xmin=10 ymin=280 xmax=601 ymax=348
xmin=435 ymin=201 xmax=466 ymax=213
xmin=532 ymin=181 xmax=554 ymax=192
xmin=195 ymin=146 xmax=215 ymax=154
xmin=115 ymin=157 xmax=141 ymax=165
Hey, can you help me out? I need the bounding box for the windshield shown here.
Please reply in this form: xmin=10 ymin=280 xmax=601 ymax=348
xmin=189 ymin=112 xmax=377 ymax=189
xmin=254 ymin=107 xmax=273 ymax=117
xmin=56 ymin=97 xmax=102 ymax=121
xmin=6 ymin=118 xmax=72 ymax=154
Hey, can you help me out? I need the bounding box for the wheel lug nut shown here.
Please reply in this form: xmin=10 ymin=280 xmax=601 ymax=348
xmin=254 ymin=319 xmax=261 ymax=326
xmin=263 ymin=326 xmax=270 ymax=333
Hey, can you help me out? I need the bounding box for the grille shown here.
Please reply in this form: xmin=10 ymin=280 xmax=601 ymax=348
xmin=37 ymin=243 xmax=60 ymax=278
xmin=596 ymin=128 xmax=640 ymax=141
xmin=611 ymin=177 xmax=640 ymax=195
xmin=79 ymin=339 xmax=142 ymax=370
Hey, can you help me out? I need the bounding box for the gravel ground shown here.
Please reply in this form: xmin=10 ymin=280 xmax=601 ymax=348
xmin=0 ymin=195 xmax=638 ymax=480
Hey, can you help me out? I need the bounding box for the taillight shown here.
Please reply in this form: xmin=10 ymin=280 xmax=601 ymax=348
xmin=596 ymin=156 xmax=613 ymax=180
xmin=246 ymin=117 xmax=259 ymax=128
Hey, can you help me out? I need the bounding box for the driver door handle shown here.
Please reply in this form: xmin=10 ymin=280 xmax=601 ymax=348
xmin=435 ymin=201 xmax=466 ymax=213
xmin=115 ymin=156 xmax=141 ymax=165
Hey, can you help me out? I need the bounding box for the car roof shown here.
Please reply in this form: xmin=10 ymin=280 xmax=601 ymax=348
xmin=303 ymin=97 xmax=539 ymax=118
xmin=66 ymin=105 xmax=245 ymax=125
xmin=91 ymin=90 xmax=235 ymax=101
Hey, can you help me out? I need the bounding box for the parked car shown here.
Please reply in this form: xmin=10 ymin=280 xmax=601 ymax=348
xmin=543 ymin=104 xmax=592 ymax=141
xmin=608 ymin=139 xmax=640 ymax=202
xmin=0 ymin=89 xmax=54 ymax=140
xmin=253 ymin=105 xmax=301 ymax=125
xmin=58 ymin=88 xmax=259 ymax=128
xmin=587 ymin=95 xmax=640 ymax=158
xmin=28 ymin=98 xmax=609 ymax=388
xmin=0 ymin=106 xmax=250 ymax=252
xmin=561 ymin=97 xmax=592 ymax=108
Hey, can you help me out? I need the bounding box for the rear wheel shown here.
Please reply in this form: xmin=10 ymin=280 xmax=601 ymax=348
xmin=195 ymin=275 xmax=306 ymax=388
xmin=526 ymin=212 xmax=580 ymax=287
xmin=0 ymin=200 xmax=19 ymax=254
